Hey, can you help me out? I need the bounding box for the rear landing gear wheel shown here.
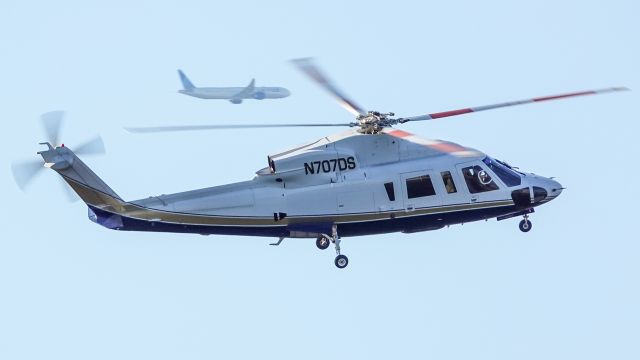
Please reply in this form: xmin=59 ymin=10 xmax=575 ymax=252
xmin=316 ymin=235 xmax=330 ymax=250
xmin=519 ymin=219 xmax=532 ymax=232
xmin=335 ymin=254 xmax=349 ymax=269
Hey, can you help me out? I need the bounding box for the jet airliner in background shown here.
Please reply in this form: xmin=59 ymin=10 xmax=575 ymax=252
xmin=177 ymin=70 xmax=291 ymax=104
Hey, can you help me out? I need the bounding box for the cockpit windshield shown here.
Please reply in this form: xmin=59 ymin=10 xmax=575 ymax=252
xmin=482 ymin=157 xmax=522 ymax=187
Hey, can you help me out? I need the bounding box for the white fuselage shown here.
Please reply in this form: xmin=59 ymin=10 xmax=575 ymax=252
xmin=40 ymin=127 xmax=562 ymax=242
xmin=125 ymin=129 xmax=562 ymax=237
xmin=179 ymin=87 xmax=290 ymax=100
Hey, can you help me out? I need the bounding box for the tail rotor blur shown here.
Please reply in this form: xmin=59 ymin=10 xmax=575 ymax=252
xmin=11 ymin=160 xmax=46 ymax=191
xmin=11 ymin=111 xmax=105 ymax=201
xmin=41 ymin=110 xmax=65 ymax=148
xmin=74 ymin=136 xmax=105 ymax=156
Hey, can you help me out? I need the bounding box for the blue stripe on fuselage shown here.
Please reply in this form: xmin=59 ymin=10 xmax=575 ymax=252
xmin=88 ymin=204 xmax=525 ymax=238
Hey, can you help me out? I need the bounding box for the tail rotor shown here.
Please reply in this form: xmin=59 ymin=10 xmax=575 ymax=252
xmin=11 ymin=160 xmax=46 ymax=191
xmin=11 ymin=111 xmax=106 ymax=201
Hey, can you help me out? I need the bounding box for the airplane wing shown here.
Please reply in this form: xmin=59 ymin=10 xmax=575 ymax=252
xmin=231 ymin=78 xmax=256 ymax=100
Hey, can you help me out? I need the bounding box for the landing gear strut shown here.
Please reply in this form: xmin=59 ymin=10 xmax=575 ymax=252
xmin=519 ymin=214 xmax=532 ymax=232
xmin=321 ymin=225 xmax=348 ymax=269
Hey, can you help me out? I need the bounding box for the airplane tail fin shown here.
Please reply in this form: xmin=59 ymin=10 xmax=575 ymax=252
xmin=177 ymin=69 xmax=195 ymax=91
xmin=37 ymin=143 xmax=126 ymax=214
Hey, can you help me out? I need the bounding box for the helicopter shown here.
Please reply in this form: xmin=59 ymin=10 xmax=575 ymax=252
xmin=11 ymin=58 xmax=627 ymax=268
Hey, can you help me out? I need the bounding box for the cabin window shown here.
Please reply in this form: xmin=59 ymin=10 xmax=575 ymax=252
xmin=384 ymin=182 xmax=396 ymax=201
xmin=461 ymin=165 xmax=499 ymax=193
xmin=441 ymin=171 xmax=457 ymax=194
xmin=481 ymin=157 xmax=522 ymax=187
xmin=406 ymin=175 xmax=436 ymax=199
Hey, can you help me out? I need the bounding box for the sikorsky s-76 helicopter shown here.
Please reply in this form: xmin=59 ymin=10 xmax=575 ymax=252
xmin=12 ymin=59 xmax=627 ymax=268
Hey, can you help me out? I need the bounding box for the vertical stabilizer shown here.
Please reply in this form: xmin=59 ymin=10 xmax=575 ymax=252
xmin=177 ymin=69 xmax=195 ymax=91
xmin=38 ymin=144 xmax=124 ymax=212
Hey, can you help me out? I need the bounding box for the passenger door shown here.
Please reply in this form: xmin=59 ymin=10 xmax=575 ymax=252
xmin=436 ymin=169 xmax=468 ymax=206
xmin=400 ymin=170 xmax=442 ymax=212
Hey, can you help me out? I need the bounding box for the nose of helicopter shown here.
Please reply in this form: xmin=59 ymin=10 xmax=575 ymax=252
xmin=513 ymin=176 xmax=563 ymax=207
xmin=533 ymin=177 xmax=563 ymax=203
xmin=547 ymin=178 xmax=563 ymax=199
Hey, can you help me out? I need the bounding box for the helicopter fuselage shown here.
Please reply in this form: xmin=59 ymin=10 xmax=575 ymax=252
xmin=71 ymin=128 xmax=563 ymax=239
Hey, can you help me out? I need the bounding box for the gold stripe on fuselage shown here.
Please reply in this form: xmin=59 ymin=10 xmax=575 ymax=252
xmin=65 ymin=176 xmax=514 ymax=227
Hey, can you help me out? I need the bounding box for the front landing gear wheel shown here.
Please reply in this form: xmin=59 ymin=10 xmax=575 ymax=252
xmin=316 ymin=236 xmax=330 ymax=250
xmin=519 ymin=219 xmax=532 ymax=232
xmin=335 ymin=254 xmax=349 ymax=269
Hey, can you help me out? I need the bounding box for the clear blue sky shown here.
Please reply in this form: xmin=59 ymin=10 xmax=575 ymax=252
xmin=1 ymin=1 xmax=638 ymax=359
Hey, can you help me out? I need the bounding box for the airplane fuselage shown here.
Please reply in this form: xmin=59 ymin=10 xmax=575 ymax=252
xmin=179 ymin=87 xmax=290 ymax=101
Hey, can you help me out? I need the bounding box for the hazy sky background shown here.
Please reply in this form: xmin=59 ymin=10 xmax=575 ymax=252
xmin=1 ymin=1 xmax=638 ymax=359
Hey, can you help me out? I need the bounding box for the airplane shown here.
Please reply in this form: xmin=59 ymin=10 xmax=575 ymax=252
xmin=177 ymin=69 xmax=290 ymax=104
xmin=11 ymin=59 xmax=628 ymax=269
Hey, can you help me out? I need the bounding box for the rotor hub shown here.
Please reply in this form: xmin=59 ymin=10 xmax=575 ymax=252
xmin=354 ymin=111 xmax=398 ymax=134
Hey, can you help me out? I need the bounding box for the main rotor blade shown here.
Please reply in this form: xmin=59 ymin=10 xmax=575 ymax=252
xmin=125 ymin=123 xmax=354 ymax=133
xmin=11 ymin=160 xmax=45 ymax=191
xmin=291 ymin=58 xmax=366 ymax=116
xmin=398 ymin=87 xmax=630 ymax=123
xmin=74 ymin=136 xmax=105 ymax=156
xmin=41 ymin=110 xmax=65 ymax=146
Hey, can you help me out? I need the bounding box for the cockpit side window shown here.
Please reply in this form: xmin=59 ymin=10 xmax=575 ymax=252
xmin=384 ymin=182 xmax=396 ymax=201
xmin=440 ymin=171 xmax=457 ymax=194
xmin=406 ymin=175 xmax=436 ymax=199
xmin=482 ymin=157 xmax=522 ymax=187
xmin=461 ymin=165 xmax=499 ymax=193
